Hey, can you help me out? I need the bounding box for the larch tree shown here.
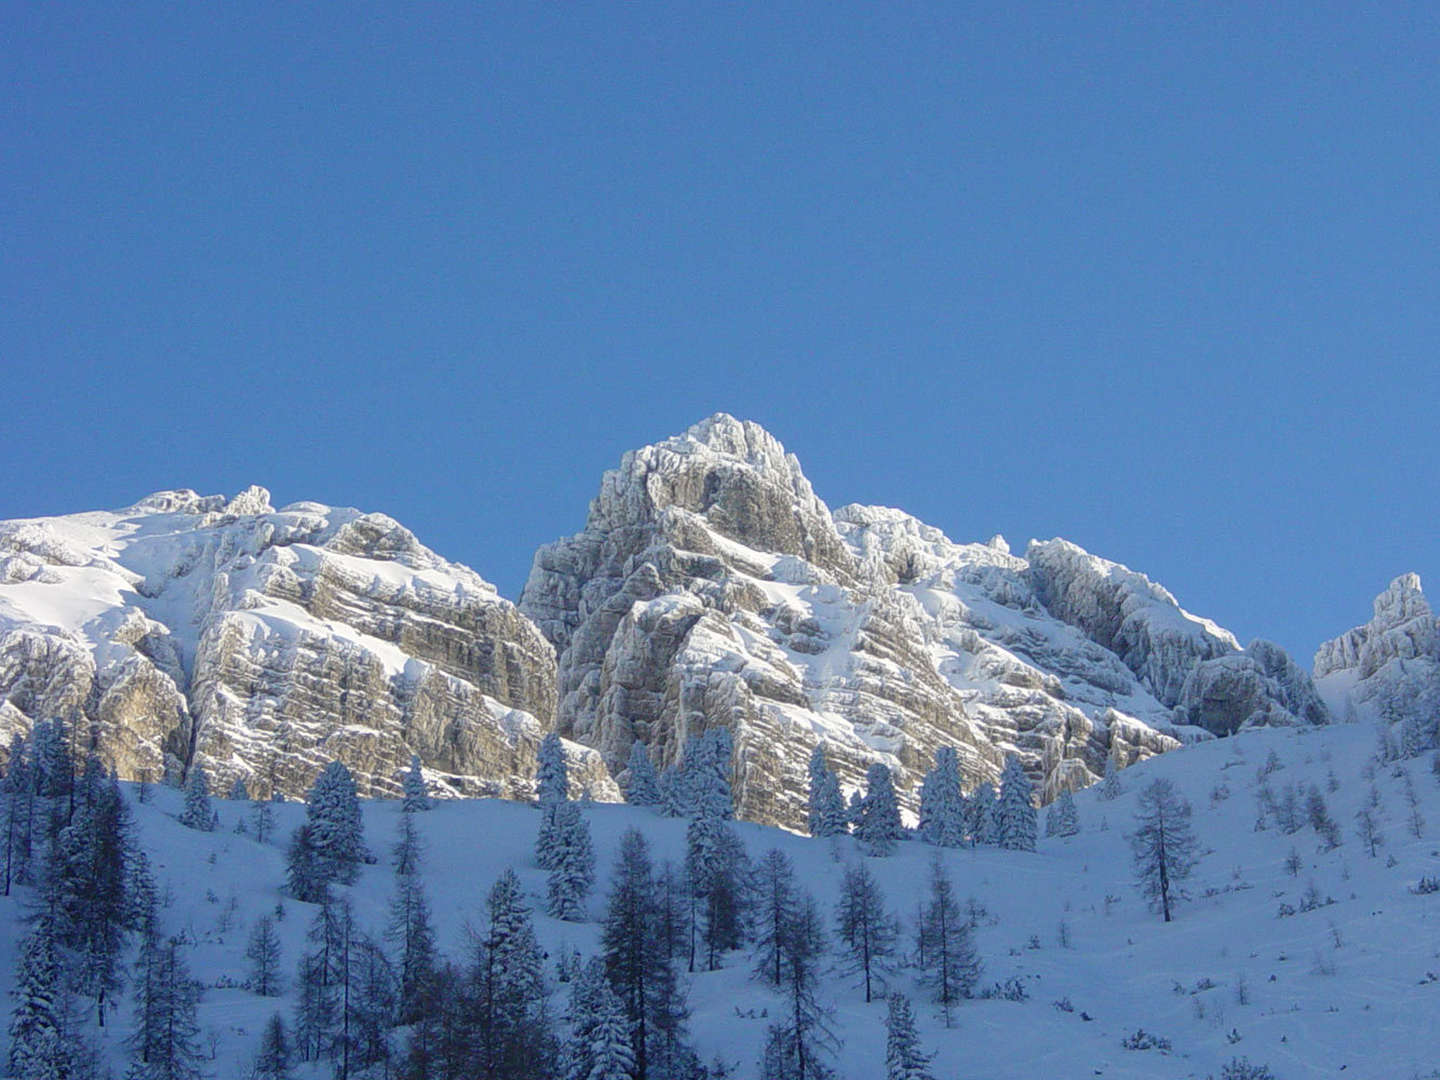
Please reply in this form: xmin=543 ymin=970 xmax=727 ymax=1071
xmin=916 ymin=857 xmax=982 ymax=1025
xmin=1128 ymin=777 xmax=1200 ymax=922
xmin=833 ymin=861 xmax=898 ymax=1003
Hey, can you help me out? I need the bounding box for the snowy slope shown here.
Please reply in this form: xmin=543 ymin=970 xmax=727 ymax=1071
xmin=5 ymin=722 xmax=1437 ymax=1079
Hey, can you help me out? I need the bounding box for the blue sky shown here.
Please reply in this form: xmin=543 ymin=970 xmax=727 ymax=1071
xmin=3 ymin=4 xmax=1437 ymax=662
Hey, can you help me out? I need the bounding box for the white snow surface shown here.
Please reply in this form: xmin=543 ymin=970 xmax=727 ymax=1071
xmin=5 ymin=722 xmax=1436 ymax=1080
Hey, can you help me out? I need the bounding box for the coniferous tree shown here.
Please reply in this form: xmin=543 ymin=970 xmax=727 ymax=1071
xmin=546 ymin=803 xmax=596 ymax=921
xmin=1049 ymin=790 xmax=1080 ymax=839
xmin=846 ymin=791 xmax=864 ymax=831
xmin=917 ymin=748 xmax=966 ymax=848
xmin=178 ymin=764 xmax=217 ymax=832
xmin=806 ymin=748 xmax=847 ymax=839
xmin=1100 ymin=753 xmax=1123 ymax=800
xmin=564 ymin=958 xmax=635 ymax=1080
xmin=386 ymin=817 xmax=437 ymax=1025
xmin=967 ymin=783 xmax=997 ymax=846
xmin=883 ymin=995 xmax=935 ymax=1080
xmin=250 ymin=794 xmax=276 ymax=845
xmin=749 ymin=849 xmax=798 ymax=988
xmin=305 ymin=762 xmax=368 ymax=885
xmin=995 ymin=756 xmax=1037 ymax=852
xmin=834 ymin=861 xmax=898 ymax=1003
xmin=230 ymin=777 xmax=250 ymax=801
xmin=855 ymin=764 xmax=903 ymax=857
xmin=536 ymin=732 xmax=569 ymax=807
xmin=251 ymin=1014 xmax=291 ymax=1080
xmin=402 ymin=755 xmax=432 ymax=813
xmin=686 ymin=800 xmax=746 ymax=970
xmin=2 ymin=735 xmax=35 ymax=894
xmin=602 ymin=829 xmax=689 ymax=1080
xmin=656 ymin=769 xmax=688 ymax=819
xmin=758 ymin=890 xmax=835 ymax=1080
xmin=295 ymin=900 xmax=347 ymax=1064
xmin=246 ymin=915 xmax=284 ymax=997
xmin=32 ymin=719 xmax=73 ymax=801
xmin=623 ymin=743 xmax=661 ymax=807
xmin=916 ymin=857 xmax=982 ymax=1024
xmin=687 ymin=730 xmax=734 ymax=822
xmin=1129 ymin=778 xmax=1200 ymax=922
xmin=9 ymin=910 xmax=67 ymax=1080
xmin=128 ymin=937 xmax=206 ymax=1080
xmin=285 ymin=823 xmax=329 ymax=904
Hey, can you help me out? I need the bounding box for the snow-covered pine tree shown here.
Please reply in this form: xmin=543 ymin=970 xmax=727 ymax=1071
xmin=401 ymin=754 xmax=432 ymax=813
xmin=995 ymin=756 xmax=1037 ymax=852
xmin=8 ymin=910 xmax=67 ymax=1080
xmin=2 ymin=735 xmax=34 ymax=895
xmin=688 ymin=730 xmax=735 ymax=822
xmin=847 ymin=790 xmax=864 ymax=830
xmin=564 ymin=957 xmax=636 ymax=1080
xmin=284 ymin=823 xmax=328 ymax=904
xmin=855 ymin=764 xmax=904 ymax=857
xmin=128 ymin=937 xmax=206 ymax=1080
xmin=32 ymin=718 xmax=73 ymax=800
xmin=470 ymin=869 xmax=557 ymax=1078
xmin=807 ymin=747 xmax=848 ymax=839
xmin=624 ymin=742 xmax=661 ymax=807
xmin=602 ymin=829 xmax=690 ymax=1080
xmin=305 ymin=761 xmax=368 ymax=885
xmin=1129 ymin=777 xmax=1200 ymax=922
xmin=918 ymin=748 xmax=965 ymax=848
xmin=916 ymin=857 xmax=982 ymax=1026
xmin=251 ymin=1014 xmax=291 ymax=1080
xmin=229 ymin=777 xmax=249 ymax=801
xmin=656 ymin=767 xmax=689 ymax=819
xmin=1051 ymin=790 xmax=1080 ymax=838
xmin=386 ymin=816 xmax=437 ymax=1025
xmin=536 ymin=731 xmax=569 ymax=806
xmin=967 ymin=783 xmax=997 ymax=846
xmin=1100 ymin=753 xmax=1123 ymax=800
xmin=246 ymin=915 xmax=284 ymax=997
xmin=883 ymin=994 xmax=936 ymax=1080
xmin=686 ymin=796 xmax=746 ymax=970
xmin=546 ymin=802 xmax=596 ymax=921
xmin=178 ymin=764 xmax=216 ymax=832
xmin=834 ymin=860 xmax=898 ymax=1003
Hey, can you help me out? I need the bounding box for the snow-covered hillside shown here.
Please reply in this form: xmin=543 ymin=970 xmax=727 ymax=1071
xmin=5 ymin=723 xmax=1437 ymax=1079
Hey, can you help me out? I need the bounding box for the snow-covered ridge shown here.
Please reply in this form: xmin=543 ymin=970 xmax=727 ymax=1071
xmin=0 ymin=487 xmax=615 ymax=803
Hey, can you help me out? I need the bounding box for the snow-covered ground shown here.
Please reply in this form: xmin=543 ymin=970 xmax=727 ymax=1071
xmin=4 ymin=722 xmax=1438 ymax=1079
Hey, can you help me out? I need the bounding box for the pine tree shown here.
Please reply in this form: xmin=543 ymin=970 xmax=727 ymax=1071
xmin=285 ymin=823 xmax=329 ymax=904
xmin=9 ymin=911 xmax=65 ymax=1080
xmin=806 ymin=748 xmax=847 ymax=839
xmin=656 ymin=768 xmax=688 ymax=819
xmin=602 ymin=829 xmax=689 ymax=1080
xmin=295 ymin=900 xmax=347 ymax=1064
xmin=128 ymin=937 xmax=206 ymax=1080
xmin=1129 ymin=778 xmax=1200 ymax=922
xmin=686 ymin=802 xmax=746 ymax=970
xmin=883 ymin=994 xmax=935 ymax=1080
xmin=32 ymin=719 xmax=73 ymax=800
xmin=686 ymin=730 xmax=734 ymax=822
xmin=2 ymin=735 xmax=35 ymax=894
xmin=916 ymin=857 xmax=982 ymax=1024
xmin=536 ymin=732 xmax=569 ymax=806
xmin=402 ymin=755 xmax=432 ymax=813
xmin=246 ymin=915 xmax=284 ymax=997
xmin=995 ymin=756 xmax=1037 ymax=852
xmin=834 ymin=861 xmax=898 ymax=1004
xmin=917 ymin=748 xmax=966 ymax=848
xmin=386 ymin=817 xmax=437 ymax=1025
xmin=1050 ymin=790 xmax=1080 ymax=838
xmin=546 ymin=803 xmax=596 ymax=921
xmin=967 ymin=783 xmax=997 ymax=846
xmin=623 ymin=743 xmax=661 ymax=807
xmin=1100 ymin=753 xmax=1123 ymax=800
xmin=305 ymin=761 xmax=368 ymax=885
xmin=749 ymin=849 xmax=798 ymax=988
xmin=229 ymin=777 xmax=250 ymax=801
xmin=564 ymin=958 xmax=635 ymax=1080
xmin=250 ymin=794 xmax=275 ymax=845
xmin=251 ymin=1014 xmax=291 ymax=1080
xmin=178 ymin=764 xmax=217 ymax=832
xmin=758 ymin=890 xmax=835 ymax=1080
xmin=855 ymin=764 xmax=903 ymax=857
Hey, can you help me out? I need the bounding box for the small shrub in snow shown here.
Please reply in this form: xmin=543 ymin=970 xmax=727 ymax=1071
xmin=1410 ymin=875 xmax=1440 ymax=895
xmin=1052 ymin=996 xmax=1074 ymax=1013
xmin=977 ymin=977 xmax=1028 ymax=1002
xmin=1211 ymin=1059 xmax=1275 ymax=1080
xmin=1121 ymin=1029 xmax=1171 ymax=1052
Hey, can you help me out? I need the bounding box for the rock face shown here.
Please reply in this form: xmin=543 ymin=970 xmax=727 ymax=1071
xmin=1314 ymin=574 xmax=1440 ymax=733
xmin=521 ymin=414 xmax=1320 ymax=828
xmin=0 ymin=489 xmax=616 ymax=802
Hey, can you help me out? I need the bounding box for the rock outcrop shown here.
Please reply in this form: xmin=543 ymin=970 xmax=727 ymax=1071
xmin=0 ymin=489 xmax=616 ymax=802
xmin=1314 ymin=574 xmax=1440 ymax=734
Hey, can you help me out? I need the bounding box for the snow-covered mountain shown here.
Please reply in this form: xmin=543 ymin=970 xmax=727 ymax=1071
xmin=0 ymin=488 xmax=615 ymax=802
xmin=0 ymin=415 xmax=1342 ymax=825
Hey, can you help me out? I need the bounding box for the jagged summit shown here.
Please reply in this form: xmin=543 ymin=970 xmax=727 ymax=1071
xmin=0 ymin=422 xmax=1338 ymax=828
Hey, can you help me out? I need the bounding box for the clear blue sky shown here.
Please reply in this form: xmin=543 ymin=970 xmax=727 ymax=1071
xmin=4 ymin=4 xmax=1437 ymax=663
